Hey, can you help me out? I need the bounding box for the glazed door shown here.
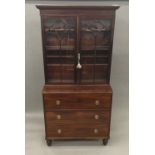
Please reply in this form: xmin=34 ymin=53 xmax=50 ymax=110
xmin=43 ymin=16 xmax=77 ymax=84
xmin=78 ymin=16 xmax=113 ymax=84
xmin=42 ymin=16 xmax=113 ymax=84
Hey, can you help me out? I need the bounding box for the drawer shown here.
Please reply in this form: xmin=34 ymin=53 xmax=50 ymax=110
xmin=46 ymin=123 xmax=109 ymax=138
xmin=43 ymin=93 xmax=112 ymax=110
xmin=45 ymin=111 xmax=110 ymax=124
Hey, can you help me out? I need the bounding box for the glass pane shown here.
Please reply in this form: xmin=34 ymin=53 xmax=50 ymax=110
xmin=44 ymin=17 xmax=76 ymax=51
xmin=80 ymin=18 xmax=111 ymax=84
xmin=44 ymin=17 xmax=76 ymax=84
xmin=80 ymin=19 xmax=112 ymax=50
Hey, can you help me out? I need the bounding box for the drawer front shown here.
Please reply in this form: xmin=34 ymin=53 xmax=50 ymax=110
xmin=43 ymin=93 xmax=112 ymax=110
xmin=46 ymin=123 xmax=109 ymax=138
xmin=45 ymin=111 xmax=110 ymax=124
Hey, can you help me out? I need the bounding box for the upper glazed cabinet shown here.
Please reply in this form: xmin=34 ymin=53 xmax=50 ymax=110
xmin=38 ymin=6 xmax=118 ymax=84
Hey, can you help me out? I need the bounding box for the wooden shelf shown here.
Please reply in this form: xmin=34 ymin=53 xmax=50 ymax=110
xmin=81 ymin=46 xmax=111 ymax=51
xmin=81 ymin=79 xmax=107 ymax=83
xmin=47 ymin=64 xmax=108 ymax=66
xmin=46 ymin=55 xmax=74 ymax=58
xmin=81 ymin=28 xmax=110 ymax=32
xmin=47 ymin=64 xmax=74 ymax=67
xmin=46 ymin=45 xmax=75 ymax=51
xmin=47 ymin=79 xmax=74 ymax=84
xmin=82 ymin=64 xmax=109 ymax=66
xmin=45 ymin=28 xmax=75 ymax=32
xmin=46 ymin=55 xmax=108 ymax=59
xmin=82 ymin=55 xmax=108 ymax=58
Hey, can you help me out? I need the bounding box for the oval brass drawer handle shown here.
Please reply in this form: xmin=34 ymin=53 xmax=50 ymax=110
xmin=56 ymin=100 xmax=60 ymax=105
xmin=94 ymin=114 xmax=99 ymax=120
xmin=94 ymin=128 xmax=98 ymax=134
xmin=56 ymin=114 xmax=61 ymax=120
xmin=57 ymin=129 xmax=62 ymax=134
xmin=95 ymin=100 xmax=100 ymax=105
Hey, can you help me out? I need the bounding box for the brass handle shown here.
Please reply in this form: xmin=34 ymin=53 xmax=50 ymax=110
xmin=76 ymin=53 xmax=82 ymax=69
xmin=94 ymin=128 xmax=98 ymax=134
xmin=56 ymin=100 xmax=60 ymax=105
xmin=94 ymin=114 xmax=99 ymax=120
xmin=95 ymin=100 xmax=100 ymax=105
xmin=57 ymin=129 xmax=62 ymax=134
xmin=56 ymin=115 xmax=61 ymax=120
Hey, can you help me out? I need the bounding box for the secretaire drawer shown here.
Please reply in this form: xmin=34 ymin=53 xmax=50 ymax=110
xmin=45 ymin=111 xmax=110 ymax=124
xmin=46 ymin=123 xmax=109 ymax=138
xmin=43 ymin=93 xmax=112 ymax=110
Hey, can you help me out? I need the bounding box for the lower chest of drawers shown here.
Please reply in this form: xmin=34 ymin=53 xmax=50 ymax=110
xmin=45 ymin=110 xmax=110 ymax=138
xmin=42 ymin=85 xmax=112 ymax=145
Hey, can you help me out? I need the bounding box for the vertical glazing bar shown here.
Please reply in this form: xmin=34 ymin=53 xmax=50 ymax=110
xmin=93 ymin=32 xmax=97 ymax=83
xmin=55 ymin=31 xmax=62 ymax=83
xmin=60 ymin=33 xmax=63 ymax=83
xmin=67 ymin=30 xmax=70 ymax=55
xmin=77 ymin=16 xmax=79 ymax=57
xmin=58 ymin=31 xmax=63 ymax=83
xmin=76 ymin=16 xmax=81 ymax=84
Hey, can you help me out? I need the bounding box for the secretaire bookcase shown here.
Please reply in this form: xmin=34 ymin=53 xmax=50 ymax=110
xmin=36 ymin=5 xmax=119 ymax=146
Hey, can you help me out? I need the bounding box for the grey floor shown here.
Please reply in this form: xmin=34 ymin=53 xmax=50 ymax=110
xmin=25 ymin=95 xmax=128 ymax=155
